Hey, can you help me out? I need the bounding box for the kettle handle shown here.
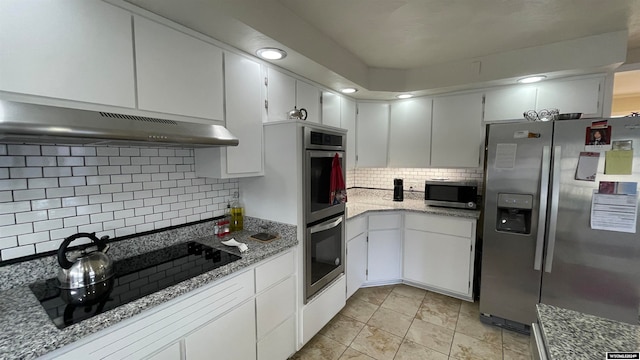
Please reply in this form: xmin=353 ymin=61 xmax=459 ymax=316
xmin=300 ymin=108 xmax=308 ymax=120
xmin=57 ymin=232 xmax=106 ymax=269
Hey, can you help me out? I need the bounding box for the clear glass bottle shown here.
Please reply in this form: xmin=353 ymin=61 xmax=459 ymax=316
xmin=230 ymin=191 xmax=244 ymax=232
xmin=223 ymin=204 xmax=231 ymax=236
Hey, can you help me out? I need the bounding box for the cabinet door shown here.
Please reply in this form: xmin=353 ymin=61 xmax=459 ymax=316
xmin=431 ymin=93 xmax=483 ymax=167
xmin=266 ymin=68 xmax=296 ymax=122
xmin=297 ymin=80 xmax=321 ymax=124
xmin=225 ymin=52 xmax=263 ymax=175
xmin=404 ymin=229 xmax=472 ymax=295
xmin=356 ymin=103 xmax=389 ymax=168
xmin=346 ymin=233 xmax=367 ymax=299
xmin=0 ymin=0 xmax=135 ymax=107
xmin=134 ymin=16 xmax=223 ymax=120
xmin=184 ymin=300 xmax=256 ymax=360
xmin=322 ymin=91 xmax=342 ymax=128
xmin=367 ymin=229 xmax=401 ymax=283
xmin=484 ymin=85 xmax=537 ymax=122
xmin=341 ymin=98 xmax=357 ymax=171
xmin=536 ymin=77 xmax=601 ymax=116
xmin=389 ymin=97 xmax=432 ymax=168
xmin=147 ymin=342 xmax=182 ymax=360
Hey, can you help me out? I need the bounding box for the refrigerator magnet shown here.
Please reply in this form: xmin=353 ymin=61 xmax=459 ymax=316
xmin=585 ymin=126 xmax=612 ymax=151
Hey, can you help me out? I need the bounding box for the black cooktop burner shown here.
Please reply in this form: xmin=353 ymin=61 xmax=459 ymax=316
xmin=29 ymin=241 xmax=241 ymax=329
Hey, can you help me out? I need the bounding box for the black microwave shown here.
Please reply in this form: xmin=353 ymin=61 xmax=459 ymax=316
xmin=424 ymin=181 xmax=478 ymax=209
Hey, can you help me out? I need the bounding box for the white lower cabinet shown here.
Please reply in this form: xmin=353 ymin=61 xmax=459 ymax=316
xmin=185 ymin=300 xmax=256 ymax=360
xmin=346 ymin=232 xmax=367 ymax=299
xmin=147 ymin=342 xmax=182 ymax=360
xmin=367 ymin=213 xmax=402 ymax=284
xmin=257 ymin=316 xmax=296 ymax=360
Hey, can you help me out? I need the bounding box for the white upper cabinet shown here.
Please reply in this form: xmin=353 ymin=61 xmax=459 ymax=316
xmin=322 ymin=92 xmax=342 ymax=128
xmin=134 ymin=16 xmax=224 ymax=120
xmin=431 ymin=92 xmax=483 ymax=168
xmin=341 ymin=98 xmax=357 ymax=171
xmin=0 ymin=0 xmax=135 ymax=107
xmin=356 ymin=102 xmax=389 ymax=168
xmin=266 ymin=68 xmax=296 ymax=122
xmin=536 ymin=77 xmax=602 ymax=116
xmin=296 ymin=81 xmax=321 ymax=124
xmin=484 ymin=85 xmax=537 ymax=122
xmin=389 ymin=97 xmax=433 ymax=168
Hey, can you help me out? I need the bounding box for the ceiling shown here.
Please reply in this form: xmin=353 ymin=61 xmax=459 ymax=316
xmin=125 ymin=0 xmax=640 ymax=99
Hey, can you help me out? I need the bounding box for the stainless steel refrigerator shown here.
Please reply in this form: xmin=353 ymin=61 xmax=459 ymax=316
xmin=480 ymin=117 xmax=640 ymax=332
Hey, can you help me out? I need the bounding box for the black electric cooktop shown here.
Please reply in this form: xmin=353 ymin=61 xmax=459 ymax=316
xmin=29 ymin=241 xmax=241 ymax=329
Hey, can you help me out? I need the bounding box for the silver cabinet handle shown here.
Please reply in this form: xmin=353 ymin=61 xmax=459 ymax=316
xmin=545 ymin=145 xmax=562 ymax=273
xmin=310 ymin=216 xmax=343 ymax=234
xmin=534 ymin=146 xmax=551 ymax=271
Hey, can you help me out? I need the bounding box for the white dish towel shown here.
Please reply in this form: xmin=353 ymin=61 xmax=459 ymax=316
xmin=221 ymin=238 xmax=248 ymax=253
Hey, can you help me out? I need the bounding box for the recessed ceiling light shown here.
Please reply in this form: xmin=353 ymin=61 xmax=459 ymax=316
xmin=396 ymin=94 xmax=413 ymax=99
xmin=517 ymin=75 xmax=547 ymax=84
xmin=341 ymin=88 xmax=357 ymax=94
xmin=256 ymin=48 xmax=287 ymax=60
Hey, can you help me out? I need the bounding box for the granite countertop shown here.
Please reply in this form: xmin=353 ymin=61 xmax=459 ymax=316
xmin=0 ymin=219 xmax=298 ymax=360
xmin=537 ymin=303 xmax=640 ymax=360
xmin=346 ymin=189 xmax=481 ymax=220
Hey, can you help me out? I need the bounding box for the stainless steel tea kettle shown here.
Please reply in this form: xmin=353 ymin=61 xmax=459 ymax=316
xmin=57 ymin=232 xmax=114 ymax=290
xmin=288 ymin=106 xmax=308 ymax=120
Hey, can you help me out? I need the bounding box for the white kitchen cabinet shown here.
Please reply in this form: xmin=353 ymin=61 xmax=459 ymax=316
xmin=194 ymin=52 xmax=264 ymax=178
xmin=297 ymin=80 xmax=321 ymax=124
xmin=185 ymin=300 xmax=256 ymax=360
xmin=346 ymin=216 xmax=368 ymax=299
xmin=266 ymin=68 xmax=321 ymax=123
xmin=322 ymin=91 xmax=342 ymax=128
xmin=341 ymin=98 xmax=357 ymax=171
xmin=536 ymin=76 xmax=602 ymax=116
xmin=367 ymin=213 xmax=402 ymax=284
xmin=431 ymin=92 xmax=483 ymax=168
xmin=356 ymin=102 xmax=390 ymax=168
xmin=389 ymin=97 xmax=433 ymax=168
xmin=484 ymin=85 xmax=537 ymax=122
xmin=0 ymin=0 xmax=135 ymax=108
xmin=403 ymin=213 xmax=476 ymax=299
xmin=147 ymin=342 xmax=182 ymax=360
xmin=134 ymin=15 xmax=224 ymax=120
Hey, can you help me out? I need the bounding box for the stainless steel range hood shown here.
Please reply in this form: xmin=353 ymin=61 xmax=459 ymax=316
xmin=0 ymin=100 xmax=239 ymax=147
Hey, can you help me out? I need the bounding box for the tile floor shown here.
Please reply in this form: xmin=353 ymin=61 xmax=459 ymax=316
xmin=291 ymin=284 xmax=532 ymax=360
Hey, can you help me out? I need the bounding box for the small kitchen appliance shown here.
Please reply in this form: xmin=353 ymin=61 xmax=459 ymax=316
xmin=424 ymin=181 xmax=477 ymax=209
xmin=393 ymin=179 xmax=404 ymax=201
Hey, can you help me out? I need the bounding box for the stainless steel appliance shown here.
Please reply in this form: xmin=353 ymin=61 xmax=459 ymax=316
xmin=303 ymin=127 xmax=346 ymax=302
xmin=480 ymin=118 xmax=640 ymax=333
xmin=425 ymin=181 xmax=478 ymax=209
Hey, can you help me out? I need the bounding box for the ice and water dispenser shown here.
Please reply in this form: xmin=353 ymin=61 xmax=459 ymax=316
xmin=496 ymin=193 xmax=533 ymax=234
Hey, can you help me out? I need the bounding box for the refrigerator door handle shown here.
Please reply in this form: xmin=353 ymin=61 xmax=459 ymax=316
xmin=544 ymin=145 xmax=562 ymax=273
xmin=534 ymin=145 xmax=551 ymax=271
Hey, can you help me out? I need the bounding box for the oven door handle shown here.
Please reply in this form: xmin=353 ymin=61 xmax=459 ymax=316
xmin=309 ymin=216 xmax=343 ymax=234
xmin=307 ymin=150 xmax=344 ymax=158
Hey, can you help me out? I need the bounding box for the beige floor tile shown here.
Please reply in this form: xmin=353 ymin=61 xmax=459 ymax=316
xmin=424 ymin=291 xmax=462 ymax=306
xmin=319 ymin=314 xmax=366 ymax=346
xmin=340 ymin=298 xmax=379 ymax=323
xmin=380 ymin=292 xmax=422 ymax=317
xmin=405 ymin=318 xmax=454 ymax=355
xmin=350 ymin=325 xmax=402 ymax=360
xmin=391 ymin=284 xmax=427 ymax=301
xmin=339 ymin=347 xmax=375 ymax=360
xmin=416 ymin=299 xmax=460 ymax=330
xmin=291 ymin=334 xmax=347 ymax=360
xmin=366 ymin=307 xmax=413 ymax=337
xmin=502 ymin=329 xmax=531 ymax=355
xmin=394 ymin=339 xmax=449 ymax=360
xmin=503 ymin=347 xmax=532 ymax=360
xmin=351 ymin=286 xmax=394 ymax=306
xmin=459 ymin=300 xmax=480 ymax=317
xmin=455 ymin=311 xmax=502 ymax=348
xmin=450 ymin=332 xmax=502 ymax=360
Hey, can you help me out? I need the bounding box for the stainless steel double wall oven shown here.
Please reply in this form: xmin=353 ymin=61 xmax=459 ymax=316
xmin=303 ymin=127 xmax=346 ymax=302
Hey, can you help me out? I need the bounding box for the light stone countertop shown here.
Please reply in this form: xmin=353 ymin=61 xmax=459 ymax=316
xmin=0 ymin=218 xmax=298 ymax=360
xmin=346 ymin=189 xmax=481 ymax=220
xmin=537 ymin=304 xmax=640 ymax=360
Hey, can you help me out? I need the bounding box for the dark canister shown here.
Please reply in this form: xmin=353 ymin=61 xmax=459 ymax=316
xmin=393 ymin=178 xmax=404 ymax=201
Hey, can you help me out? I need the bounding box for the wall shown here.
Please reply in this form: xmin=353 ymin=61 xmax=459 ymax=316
xmin=0 ymin=144 xmax=237 ymax=261
xmin=348 ymin=167 xmax=484 ymax=192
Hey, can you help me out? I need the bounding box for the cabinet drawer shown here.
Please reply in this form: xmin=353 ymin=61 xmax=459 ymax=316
xmin=257 ymin=316 xmax=296 ymax=360
xmin=346 ymin=216 xmax=367 ymax=240
xmin=368 ymin=213 xmax=402 ymax=230
xmin=256 ymin=276 xmax=295 ymax=339
xmin=255 ymin=250 xmax=294 ymax=293
xmin=405 ymin=213 xmax=473 ymax=238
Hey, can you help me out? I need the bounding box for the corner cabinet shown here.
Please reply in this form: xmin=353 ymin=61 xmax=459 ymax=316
xmin=431 ymin=92 xmax=483 ymax=168
xmin=195 ymin=52 xmax=264 ymax=178
xmin=356 ymin=103 xmax=390 ymax=168
xmin=0 ymin=0 xmax=135 ymax=108
xmin=403 ymin=213 xmax=476 ymax=300
xmin=389 ymin=97 xmax=433 ymax=168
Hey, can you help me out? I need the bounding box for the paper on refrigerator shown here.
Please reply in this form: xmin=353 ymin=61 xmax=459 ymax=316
xmin=590 ymin=183 xmax=638 ymax=233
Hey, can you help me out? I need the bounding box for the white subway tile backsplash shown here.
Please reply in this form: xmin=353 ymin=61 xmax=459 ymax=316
xmin=90 ymin=212 xmax=114 ymax=223
xmin=116 ymin=226 xmax=136 ymax=237
xmin=45 ymin=187 xmax=75 ymax=199
xmin=13 ymin=189 xmax=46 ymax=201
xmin=28 ymin=178 xmax=59 ymax=189
xmin=163 ymin=210 xmax=178 ymax=219
xmin=163 ymin=180 xmax=179 ymax=189
xmin=59 ymin=177 xmax=86 ymax=187
xmin=57 ymin=157 xmax=84 ymax=167
xmin=100 ymin=202 xmax=123 ymax=212
xmin=143 ymin=182 xmax=161 ymax=190
xmin=144 ymin=213 xmax=162 ymax=223
xmin=18 ymin=231 xmax=50 ymax=246
xmin=10 ymin=167 xmax=42 ymax=179
xmin=99 ymin=184 xmax=123 ymax=194
xmin=2 ymin=223 xmax=33 ymax=237
xmin=348 ymin=167 xmax=484 ymax=191
xmin=26 ymin=156 xmax=57 ymax=167
xmin=85 ymin=157 xmax=109 ymax=166
xmin=159 ymin=165 xmax=176 ymax=173
xmin=33 ymin=219 xmax=63 ymax=232
xmin=74 ymin=186 xmax=100 ymax=196
xmin=141 ymin=165 xmax=159 ymax=173
xmin=150 ymin=157 xmax=167 ymax=165
xmin=96 ymin=147 xmax=120 ymax=156
xmin=63 ymin=215 xmax=90 ymax=228
xmin=78 ymin=223 xmax=103 ymax=234
xmin=72 ymin=166 xmax=98 ymax=176
xmin=178 ymin=194 xmax=193 ymax=202
xmin=154 ymin=220 xmax=171 ymax=229
xmin=0 ymin=156 xmax=26 ymax=167
xmin=131 ymin=156 xmax=150 ymax=165
xmin=119 ymin=148 xmax=140 ymax=157
xmin=111 ymin=175 xmax=132 ymax=184
xmin=1 ymin=245 xmax=35 ymax=260
xmin=87 ymin=176 xmax=111 ymax=185
xmin=125 ymin=216 xmax=145 ymax=227
xmin=0 ymin=145 xmax=6 ymax=156
xmin=50 ymin=227 xmax=78 ymax=241
xmin=153 ymin=204 xmax=170 ymax=213
xmin=175 ymin=149 xmax=191 ymax=157
xmin=112 ymin=192 xmax=133 ymax=202
xmin=168 ymin=172 xmax=184 ymax=180
xmin=0 ymin=168 xmax=7 ymax=179
xmin=109 ymin=157 xmax=130 ymax=166
xmin=62 ymin=196 xmax=89 ymax=207
xmin=140 ymin=148 xmax=159 ymax=157
xmin=1 ymin=201 xmax=30 ymax=215
xmin=103 ymin=219 xmax=125 ymax=231
xmin=43 ymin=167 xmax=72 ymax=178
xmin=143 ymin=197 xmax=162 ymax=207
xmin=89 ymin=194 xmax=113 ymax=204
xmin=7 ymin=145 xmax=40 ymax=156
xmin=158 ymin=149 xmax=175 ymax=157
xmin=124 ymin=199 xmax=143 ymax=209
xmin=15 ymin=210 xmax=48 ymax=224
xmin=42 ymin=146 xmax=70 ymax=156
xmin=177 ymin=165 xmax=191 ymax=172
xmin=31 ymin=198 xmax=61 ymax=211
xmin=98 ymin=166 xmax=121 ymax=175
xmin=0 ymin=214 xmax=15 ymax=226
xmin=122 ymin=183 xmax=142 ymax=192
xmin=121 ymin=165 xmax=141 ymax=174
xmin=71 ymin=146 xmax=96 ymax=156
xmin=136 ymin=223 xmax=154 ymax=233
xmin=133 ymin=190 xmax=152 ymax=200
xmin=171 ymin=217 xmax=186 ymax=226
xmin=35 ymin=239 xmax=64 ymax=253
xmin=48 ymin=207 xmax=76 ymax=219
xmin=0 ymin=236 xmax=17 ymax=249
xmin=0 ymin=179 xmax=27 ymax=191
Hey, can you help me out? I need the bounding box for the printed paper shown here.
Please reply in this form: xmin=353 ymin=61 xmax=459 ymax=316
xmin=495 ymin=143 xmax=517 ymax=169
xmin=575 ymin=152 xmax=600 ymax=181
xmin=591 ymin=184 xmax=638 ymax=233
